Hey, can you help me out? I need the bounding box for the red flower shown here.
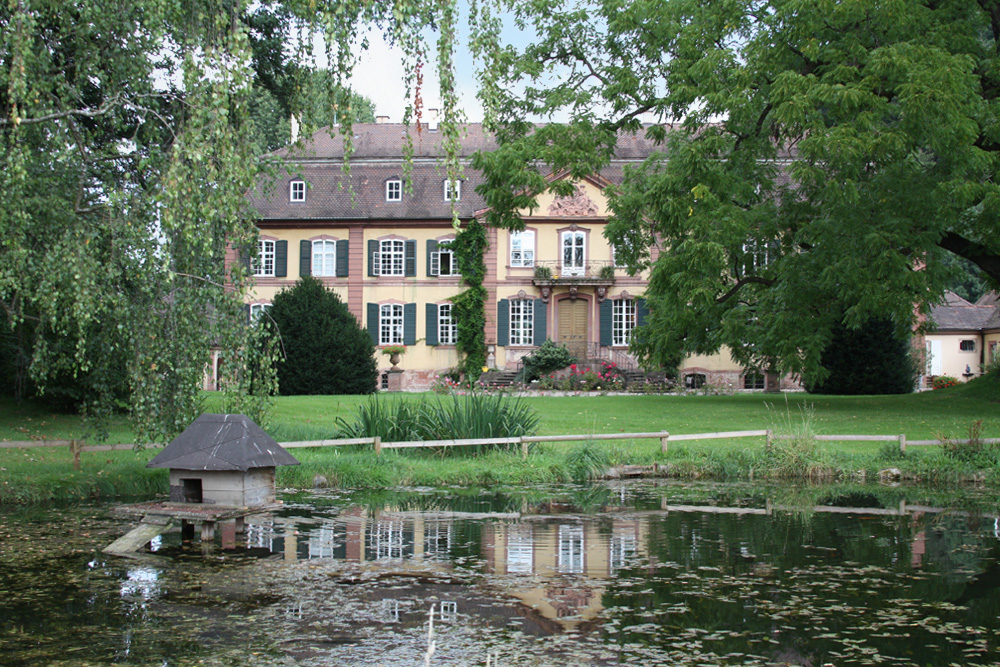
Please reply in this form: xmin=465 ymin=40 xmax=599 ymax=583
xmin=570 ymin=364 xmax=577 ymax=370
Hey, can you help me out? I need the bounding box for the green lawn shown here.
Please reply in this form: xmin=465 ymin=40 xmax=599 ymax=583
xmin=1 ymin=376 xmax=998 ymax=504
xmin=2 ymin=379 xmax=997 ymax=445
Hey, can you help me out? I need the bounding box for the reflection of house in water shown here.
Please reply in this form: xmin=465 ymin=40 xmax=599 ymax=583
xmin=247 ymin=504 xmax=650 ymax=634
xmin=483 ymin=519 xmax=646 ymax=631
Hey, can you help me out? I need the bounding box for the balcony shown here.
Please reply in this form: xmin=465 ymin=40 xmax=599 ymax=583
xmin=531 ymin=260 xmax=616 ymax=302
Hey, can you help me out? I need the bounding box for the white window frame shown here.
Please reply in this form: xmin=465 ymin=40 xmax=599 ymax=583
xmin=506 ymin=525 xmax=534 ymax=574
xmin=510 ymin=231 xmax=535 ymax=267
xmin=254 ymin=240 xmax=275 ymax=277
xmin=374 ymin=239 xmax=405 ymax=276
xmin=741 ymin=239 xmax=773 ymax=275
xmin=561 ymin=230 xmax=586 ymax=276
xmin=438 ymin=303 xmax=457 ymax=345
xmin=557 ymin=524 xmax=584 ymax=574
xmin=431 ymin=241 xmax=460 ymax=277
xmin=444 ymin=179 xmax=461 ymax=202
xmin=509 ymin=299 xmax=534 ymax=346
xmin=379 ymin=303 xmax=404 ymax=346
xmin=612 ymin=299 xmax=637 ymax=346
xmin=371 ymin=520 xmax=405 ymax=560
xmin=249 ymin=303 xmax=271 ymax=322
xmin=385 ymin=179 xmax=402 ymax=202
xmin=312 ymin=239 xmax=337 ymax=276
xmin=289 ymin=180 xmax=306 ymax=202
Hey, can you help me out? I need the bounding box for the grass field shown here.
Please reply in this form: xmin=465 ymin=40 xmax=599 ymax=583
xmin=1 ymin=374 xmax=998 ymax=504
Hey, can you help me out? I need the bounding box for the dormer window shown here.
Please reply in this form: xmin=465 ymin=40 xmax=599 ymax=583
xmin=386 ymin=179 xmax=402 ymax=202
xmin=444 ymin=179 xmax=461 ymax=202
xmin=289 ymin=180 xmax=306 ymax=202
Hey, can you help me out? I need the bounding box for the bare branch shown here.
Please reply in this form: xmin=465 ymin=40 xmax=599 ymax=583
xmin=0 ymin=95 xmax=122 ymax=127
xmin=716 ymin=276 xmax=776 ymax=304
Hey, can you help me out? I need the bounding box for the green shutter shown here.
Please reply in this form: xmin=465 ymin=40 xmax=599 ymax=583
xmin=636 ymin=298 xmax=649 ymax=326
xmin=532 ymin=299 xmax=547 ymax=347
xmin=367 ymin=303 xmax=379 ymax=345
xmin=368 ymin=240 xmax=378 ymax=276
xmin=299 ymin=240 xmax=311 ymax=277
xmin=497 ymin=299 xmax=510 ymax=347
xmin=600 ymin=299 xmax=613 ymax=346
xmin=336 ymin=239 xmax=349 ymax=277
xmin=239 ymin=246 xmax=251 ymax=273
xmin=405 ymin=239 xmax=417 ymax=277
xmin=275 ymin=240 xmax=287 ymax=277
xmin=425 ymin=303 xmax=439 ymax=345
xmin=403 ymin=303 xmax=417 ymax=345
xmin=426 ymin=240 xmax=438 ymax=276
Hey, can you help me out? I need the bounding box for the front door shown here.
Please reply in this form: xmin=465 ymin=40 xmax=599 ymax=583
xmin=558 ymin=298 xmax=589 ymax=360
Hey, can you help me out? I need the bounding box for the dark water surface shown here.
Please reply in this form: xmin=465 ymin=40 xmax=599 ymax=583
xmin=3 ymin=481 xmax=1000 ymax=666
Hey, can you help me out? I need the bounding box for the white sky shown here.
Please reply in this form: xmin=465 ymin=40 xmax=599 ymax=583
xmin=338 ymin=7 xmax=533 ymax=123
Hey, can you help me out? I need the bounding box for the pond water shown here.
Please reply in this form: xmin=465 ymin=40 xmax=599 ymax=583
xmin=3 ymin=481 xmax=1000 ymax=666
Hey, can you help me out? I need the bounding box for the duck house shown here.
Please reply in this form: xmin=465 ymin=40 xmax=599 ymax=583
xmin=146 ymin=413 xmax=299 ymax=507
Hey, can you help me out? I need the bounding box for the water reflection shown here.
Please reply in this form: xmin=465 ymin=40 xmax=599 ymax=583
xmin=3 ymin=482 xmax=1000 ymax=666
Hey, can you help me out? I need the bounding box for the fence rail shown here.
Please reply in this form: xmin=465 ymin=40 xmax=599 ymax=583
xmin=3 ymin=430 xmax=998 ymax=468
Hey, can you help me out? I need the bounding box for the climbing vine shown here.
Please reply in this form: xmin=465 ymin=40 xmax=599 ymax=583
xmin=451 ymin=219 xmax=489 ymax=377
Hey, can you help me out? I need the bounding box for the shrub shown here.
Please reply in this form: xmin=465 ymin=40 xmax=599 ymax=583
xmin=807 ymin=317 xmax=917 ymax=394
xmin=521 ymin=339 xmax=577 ymax=382
xmin=932 ymin=375 xmax=959 ymax=390
xmin=269 ymin=277 xmax=377 ymax=395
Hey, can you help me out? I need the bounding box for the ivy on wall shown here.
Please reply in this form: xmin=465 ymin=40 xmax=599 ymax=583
xmin=451 ymin=219 xmax=488 ymax=377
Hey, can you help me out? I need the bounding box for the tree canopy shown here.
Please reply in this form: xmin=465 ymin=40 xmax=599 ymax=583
xmin=474 ymin=0 xmax=1000 ymax=382
xmin=1 ymin=0 xmax=479 ymax=440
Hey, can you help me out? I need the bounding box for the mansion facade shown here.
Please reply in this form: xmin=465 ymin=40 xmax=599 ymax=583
xmin=238 ymin=121 xmax=784 ymax=392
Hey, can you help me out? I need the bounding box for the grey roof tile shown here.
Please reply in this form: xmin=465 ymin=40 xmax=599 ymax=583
xmin=147 ymin=413 xmax=299 ymax=471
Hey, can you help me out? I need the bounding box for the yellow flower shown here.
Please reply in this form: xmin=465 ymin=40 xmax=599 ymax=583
xmin=482 ymin=366 xmax=489 ymax=373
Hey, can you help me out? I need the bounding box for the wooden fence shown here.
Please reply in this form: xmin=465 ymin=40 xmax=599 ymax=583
xmin=2 ymin=430 xmax=998 ymax=469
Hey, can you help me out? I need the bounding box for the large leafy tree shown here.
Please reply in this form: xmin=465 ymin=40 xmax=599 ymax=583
xmin=1 ymin=0 xmax=485 ymax=440
xmin=474 ymin=0 xmax=1000 ymax=382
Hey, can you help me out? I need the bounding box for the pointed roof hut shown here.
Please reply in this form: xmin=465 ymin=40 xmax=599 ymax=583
xmin=148 ymin=413 xmax=299 ymax=507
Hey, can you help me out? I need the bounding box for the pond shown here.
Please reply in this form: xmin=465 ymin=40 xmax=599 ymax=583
xmin=2 ymin=481 xmax=1000 ymax=666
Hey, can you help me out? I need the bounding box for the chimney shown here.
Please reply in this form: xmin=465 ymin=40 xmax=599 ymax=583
xmin=376 ymin=115 xmax=390 ymax=124
xmin=427 ymin=108 xmax=439 ymax=131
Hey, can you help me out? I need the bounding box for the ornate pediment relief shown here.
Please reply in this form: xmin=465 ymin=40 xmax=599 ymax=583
xmin=547 ymin=186 xmax=598 ymax=217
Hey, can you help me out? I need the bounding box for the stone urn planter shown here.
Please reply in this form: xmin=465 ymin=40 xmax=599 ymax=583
xmin=380 ymin=345 xmax=406 ymax=370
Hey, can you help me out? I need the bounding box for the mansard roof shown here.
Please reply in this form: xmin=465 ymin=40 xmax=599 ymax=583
xmin=249 ymin=122 xmax=670 ymax=222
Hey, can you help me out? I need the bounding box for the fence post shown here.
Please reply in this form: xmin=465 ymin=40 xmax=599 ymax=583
xmin=766 ymin=429 xmax=772 ymax=451
xmin=898 ymin=434 xmax=906 ymax=454
xmin=660 ymin=432 xmax=669 ymax=454
xmin=373 ymin=436 xmax=382 ymax=457
xmin=71 ymin=440 xmax=81 ymax=471
xmin=521 ymin=437 xmax=528 ymax=461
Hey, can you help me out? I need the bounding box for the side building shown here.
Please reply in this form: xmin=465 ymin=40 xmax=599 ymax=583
xmin=244 ymin=121 xmax=782 ymax=392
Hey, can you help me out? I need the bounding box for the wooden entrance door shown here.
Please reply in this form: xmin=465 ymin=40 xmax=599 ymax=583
xmin=558 ymin=298 xmax=589 ymax=359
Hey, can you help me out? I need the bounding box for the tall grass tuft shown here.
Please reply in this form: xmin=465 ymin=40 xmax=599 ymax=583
xmin=334 ymin=391 xmax=539 ymax=452
xmin=334 ymin=395 xmax=431 ymax=441
xmin=766 ymin=400 xmax=828 ymax=479
xmin=566 ymin=442 xmax=612 ymax=482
